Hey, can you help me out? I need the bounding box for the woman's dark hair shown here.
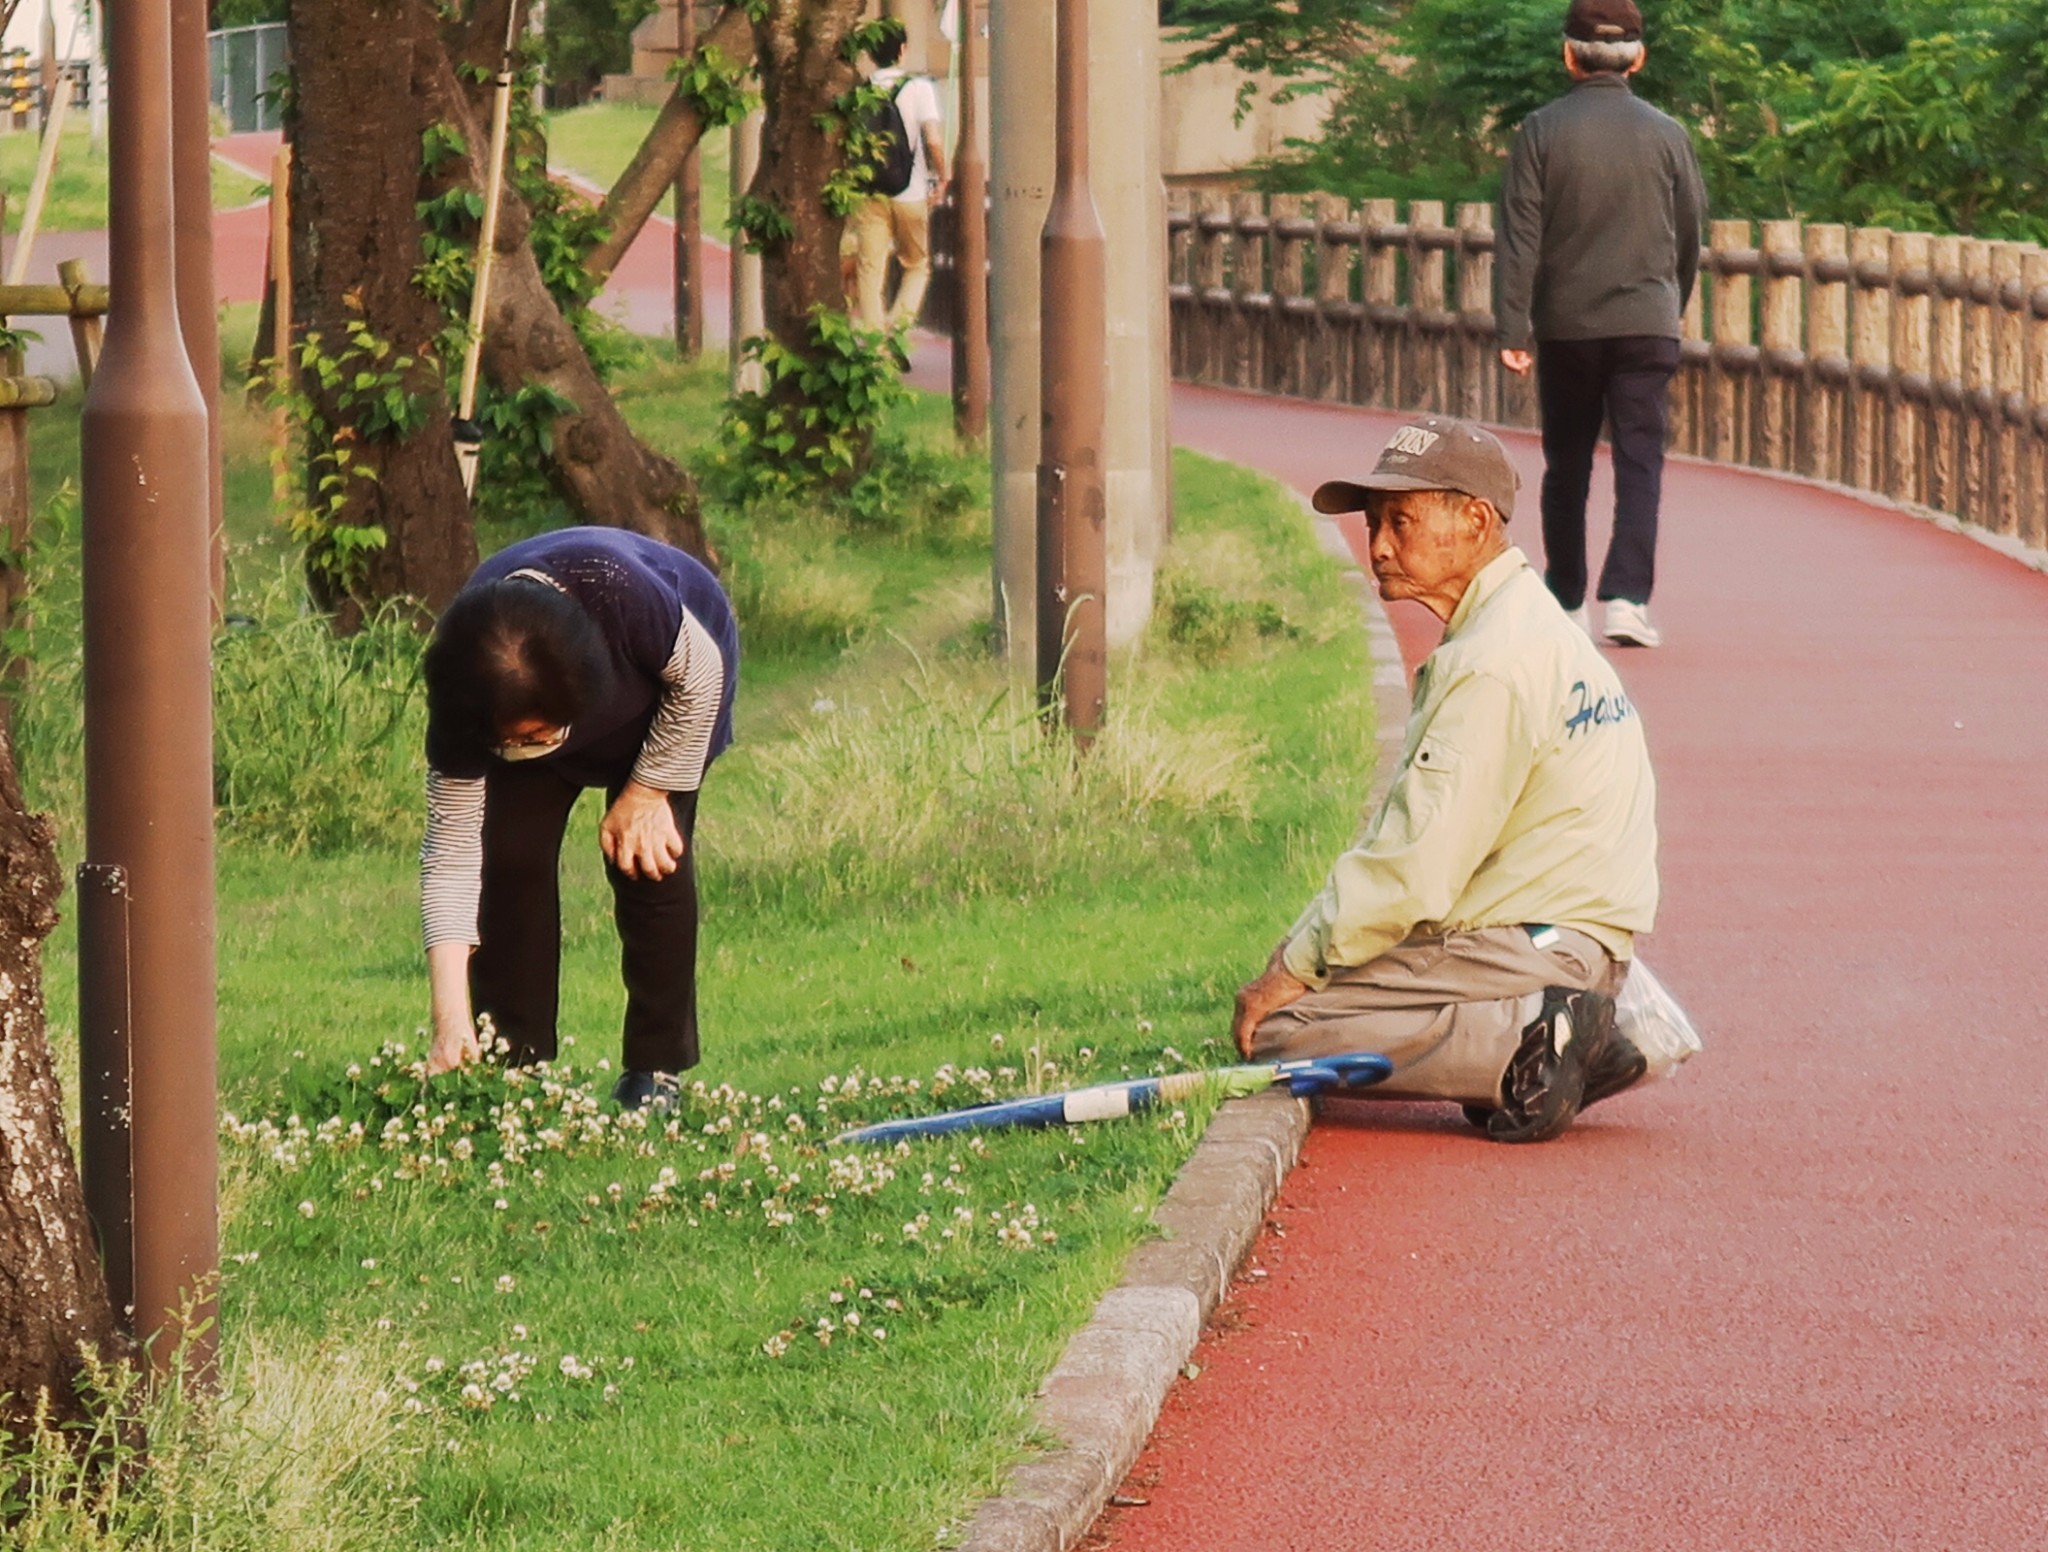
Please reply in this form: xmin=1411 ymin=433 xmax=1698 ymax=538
xmin=423 ymin=578 xmax=606 ymax=775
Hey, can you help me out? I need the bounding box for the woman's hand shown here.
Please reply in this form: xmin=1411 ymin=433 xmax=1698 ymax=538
xmin=426 ymin=940 xmax=481 ymax=1075
xmin=600 ymin=780 xmax=685 ymax=880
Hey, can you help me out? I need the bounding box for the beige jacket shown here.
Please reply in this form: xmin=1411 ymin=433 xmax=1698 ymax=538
xmin=1283 ymin=548 xmax=1659 ymax=988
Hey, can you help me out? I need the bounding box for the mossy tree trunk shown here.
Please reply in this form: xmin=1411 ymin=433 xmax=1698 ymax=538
xmin=0 ymin=725 xmax=120 ymax=1435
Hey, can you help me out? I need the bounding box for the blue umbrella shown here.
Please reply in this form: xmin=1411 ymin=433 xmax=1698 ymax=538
xmin=832 ymin=1051 xmax=1393 ymax=1146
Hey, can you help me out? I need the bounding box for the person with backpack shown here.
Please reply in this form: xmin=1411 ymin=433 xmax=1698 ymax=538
xmin=848 ymin=27 xmax=948 ymax=332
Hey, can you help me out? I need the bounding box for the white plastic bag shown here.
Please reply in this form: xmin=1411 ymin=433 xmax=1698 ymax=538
xmin=1614 ymin=956 xmax=1703 ymax=1081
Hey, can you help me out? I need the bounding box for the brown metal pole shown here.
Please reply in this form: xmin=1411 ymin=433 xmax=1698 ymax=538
xmin=672 ymin=0 xmax=703 ymax=358
xmin=1035 ymin=0 xmax=1106 ymax=742
xmin=951 ymin=0 xmax=989 ymax=440
xmin=170 ymin=0 xmax=224 ymax=616
xmin=79 ymin=0 xmax=218 ymax=1373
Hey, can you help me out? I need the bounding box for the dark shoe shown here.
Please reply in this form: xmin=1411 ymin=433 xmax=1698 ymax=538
xmin=1461 ymin=1104 xmax=1495 ymax=1131
xmin=611 ymin=1069 xmax=680 ymax=1112
xmin=1581 ymin=1029 xmax=1647 ymax=1111
xmin=1486 ymin=987 xmax=1615 ymax=1144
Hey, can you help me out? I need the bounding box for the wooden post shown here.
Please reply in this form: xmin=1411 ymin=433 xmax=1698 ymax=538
xmin=57 ymin=256 xmax=103 ymax=384
xmin=1991 ymin=241 xmax=2028 ymax=541
xmin=1407 ymin=199 xmax=1446 ymax=414
xmin=1193 ymin=189 xmax=1229 ymax=386
xmin=1959 ymin=238 xmax=1994 ymax=527
xmin=1269 ymin=192 xmax=1306 ymax=397
xmin=1758 ymin=219 xmax=1802 ymax=472
xmin=1707 ymin=218 xmax=1752 ymax=467
xmin=1800 ymin=226 xmax=1847 ymax=480
xmin=1313 ymin=193 xmax=1352 ymax=403
xmin=1229 ymin=191 xmax=1265 ymax=391
xmin=1847 ymin=226 xmax=1892 ymax=493
xmin=1888 ymin=230 xmax=1932 ymax=509
xmin=1928 ymin=236 xmax=1964 ymax=515
xmin=2022 ymin=248 xmax=2048 ymax=551
xmin=1454 ymin=202 xmax=1491 ymax=423
xmin=1166 ymin=188 xmax=1192 ymax=382
xmin=1360 ymin=198 xmax=1398 ymax=409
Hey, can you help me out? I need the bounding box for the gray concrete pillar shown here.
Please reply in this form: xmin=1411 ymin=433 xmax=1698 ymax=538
xmin=990 ymin=0 xmax=1165 ymax=669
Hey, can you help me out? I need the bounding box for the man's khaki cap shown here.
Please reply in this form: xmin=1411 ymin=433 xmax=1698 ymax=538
xmin=1310 ymin=414 xmax=1521 ymax=521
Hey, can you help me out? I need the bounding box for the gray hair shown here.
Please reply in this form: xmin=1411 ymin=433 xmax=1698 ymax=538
xmin=1567 ymin=37 xmax=1643 ymax=73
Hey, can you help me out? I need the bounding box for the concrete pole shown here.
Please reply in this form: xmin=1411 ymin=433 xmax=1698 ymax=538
xmin=991 ymin=0 xmax=1165 ymax=668
xmin=988 ymin=0 xmax=1053 ymax=670
xmin=80 ymin=0 xmax=219 ymax=1371
xmin=1036 ymin=0 xmax=1107 ymax=741
xmin=728 ymin=108 xmax=765 ymax=393
xmin=672 ymin=0 xmax=703 ymax=358
xmin=170 ymin=0 xmax=224 ymax=615
xmin=951 ymin=0 xmax=988 ymax=440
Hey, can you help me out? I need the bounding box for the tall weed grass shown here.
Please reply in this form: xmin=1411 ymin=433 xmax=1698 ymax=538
xmin=705 ymin=653 xmax=1261 ymax=912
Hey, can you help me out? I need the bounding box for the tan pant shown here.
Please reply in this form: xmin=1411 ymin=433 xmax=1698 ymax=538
xmin=1251 ymin=926 xmax=1626 ymax=1106
xmin=849 ymin=195 xmax=931 ymax=330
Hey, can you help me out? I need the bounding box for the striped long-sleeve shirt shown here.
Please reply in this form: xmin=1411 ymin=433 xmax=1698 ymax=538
xmin=420 ymin=528 xmax=738 ymax=949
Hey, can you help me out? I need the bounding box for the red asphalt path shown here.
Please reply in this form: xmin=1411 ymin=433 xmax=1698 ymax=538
xmin=1089 ymin=387 xmax=2048 ymax=1551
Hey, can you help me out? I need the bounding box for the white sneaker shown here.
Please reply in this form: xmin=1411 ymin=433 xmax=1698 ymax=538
xmin=1565 ymin=604 xmax=1591 ymax=635
xmin=1603 ymin=599 xmax=1662 ymax=649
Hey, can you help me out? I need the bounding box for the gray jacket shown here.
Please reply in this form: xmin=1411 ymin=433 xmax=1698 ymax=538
xmin=1495 ymin=75 xmax=1707 ymax=349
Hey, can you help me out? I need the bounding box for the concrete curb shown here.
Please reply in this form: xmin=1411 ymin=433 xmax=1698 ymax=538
xmin=950 ymin=494 xmax=1409 ymax=1552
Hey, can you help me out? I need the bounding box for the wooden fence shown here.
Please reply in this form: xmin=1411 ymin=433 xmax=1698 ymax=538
xmin=1160 ymin=191 xmax=2048 ymax=554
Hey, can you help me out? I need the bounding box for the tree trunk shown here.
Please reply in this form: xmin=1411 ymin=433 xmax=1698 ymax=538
xmin=585 ymin=3 xmax=756 ymax=284
xmin=0 ymin=725 xmax=120 ymax=1434
xmin=287 ymin=0 xmax=479 ymax=629
xmin=426 ymin=2 xmax=714 ymax=563
xmin=751 ymin=0 xmax=867 ymax=347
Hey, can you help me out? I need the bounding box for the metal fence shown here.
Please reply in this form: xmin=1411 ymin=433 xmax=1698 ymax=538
xmin=207 ymin=22 xmax=288 ymax=134
xmin=1160 ymin=191 xmax=2048 ymax=557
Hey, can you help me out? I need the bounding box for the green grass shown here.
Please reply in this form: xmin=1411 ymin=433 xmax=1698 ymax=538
xmin=0 ymin=123 xmax=264 ymax=235
xmin=546 ymin=101 xmax=733 ymax=244
xmin=9 ymin=358 xmax=1377 ymax=1548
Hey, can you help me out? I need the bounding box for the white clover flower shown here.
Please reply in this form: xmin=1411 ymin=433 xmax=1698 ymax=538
xmin=297 ymin=1200 xmax=317 ymax=1219
xmin=512 ymin=1324 xmax=529 ymax=1340
xmin=493 ymin=1198 xmax=509 ymax=1212
xmin=603 ymin=1383 xmax=620 ymax=1402
xmin=762 ymin=1333 xmax=791 ymax=1359
xmin=495 ymin=1275 xmax=516 ymax=1294
xmin=424 ymin=1357 xmax=446 ymax=1374
xmin=361 ymin=1258 xmax=378 ymax=1270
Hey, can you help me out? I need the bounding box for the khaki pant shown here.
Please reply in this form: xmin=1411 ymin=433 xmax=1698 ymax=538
xmin=849 ymin=195 xmax=931 ymax=331
xmin=1251 ymin=926 xmax=1627 ymax=1106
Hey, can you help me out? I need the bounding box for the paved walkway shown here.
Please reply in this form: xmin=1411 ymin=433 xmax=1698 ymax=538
xmin=1085 ymin=388 xmax=2048 ymax=1550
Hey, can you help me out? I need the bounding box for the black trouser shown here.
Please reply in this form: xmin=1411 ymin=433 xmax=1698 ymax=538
xmin=1535 ymin=334 xmax=1682 ymax=609
xmin=470 ymin=756 xmax=702 ymax=1075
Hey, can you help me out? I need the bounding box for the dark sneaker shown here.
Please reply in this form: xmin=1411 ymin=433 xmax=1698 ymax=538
xmin=1581 ymin=1029 xmax=1647 ymax=1112
xmin=1486 ymin=987 xmax=1615 ymax=1144
xmin=611 ymin=1069 xmax=680 ymax=1112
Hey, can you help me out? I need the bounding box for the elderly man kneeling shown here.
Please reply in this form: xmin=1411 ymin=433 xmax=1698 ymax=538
xmin=1234 ymin=415 xmax=1658 ymax=1142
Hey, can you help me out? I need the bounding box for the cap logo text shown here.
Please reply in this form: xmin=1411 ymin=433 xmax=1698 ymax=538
xmin=1387 ymin=427 xmax=1441 ymax=456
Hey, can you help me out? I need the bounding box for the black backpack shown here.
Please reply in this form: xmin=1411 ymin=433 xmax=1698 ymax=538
xmin=857 ymin=79 xmax=916 ymax=198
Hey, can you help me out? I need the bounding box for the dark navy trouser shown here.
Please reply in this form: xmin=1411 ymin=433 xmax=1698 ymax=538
xmin=1535 ymin=334 xmax=1682 ymax=608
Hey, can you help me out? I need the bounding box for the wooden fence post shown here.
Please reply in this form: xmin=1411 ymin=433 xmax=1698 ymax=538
xmin=1707 ymin=218 xmax=1752 ymax=466
xmin=1889 ymin=230 xmax=1932 ymax=508
xmin=1269 ymin=193 xmax=1307 ymax=397
xmin=1960 ymin=238 xmax=1995 ymax=527
xmin=1166 ymin=188 xmax=1193 ymax=383
xmin=1407 ymin=199 xmax=1447 ymax=414
xmin=1454 ymin=202 xmax=1491 ymax=423
xmin=1758 ymin=219 xmax=1802 ymax=472
xmin=1672 ymin=257 xmax=1706 ymax=455
xmin=1229 ymin=192 xmax=1267 ymax=391
xmin=1193 ymin=190 xmax=1230 ymax=387
xmin=1360 ymin=198 xmax=1398 ymax=410
xmin=1801 ymin=225 xmax=1847 ymax=481
xmin=1928 ymin=236 xmax=1965 ymax=515
xmin=2023 ymin=248 xmax=2048 ymax=551
xmin=1313 ymin=193 xmax=1354 ymax=403
xmin=1992 ymin=241 xmax=2028 ymax=540
xmin=1847 ymin=226 xmax=1892 ymax=493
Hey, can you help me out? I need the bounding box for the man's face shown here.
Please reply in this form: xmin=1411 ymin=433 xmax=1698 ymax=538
xmin=1365 ymin=489 xmax=1485 ymax=609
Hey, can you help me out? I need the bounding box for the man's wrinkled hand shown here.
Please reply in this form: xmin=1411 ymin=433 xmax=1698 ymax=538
xmin=1232 ymin=953 xmax=1309 ymax=1059
xmin=1499 ymin=348 xmax=1533 ymax=377
xmin=600 ymin=780 xmax=685 ymax=880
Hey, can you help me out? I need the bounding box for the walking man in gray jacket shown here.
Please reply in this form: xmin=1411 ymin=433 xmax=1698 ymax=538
xmin=1497 ymin=0 xmax=1706 ymax=648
